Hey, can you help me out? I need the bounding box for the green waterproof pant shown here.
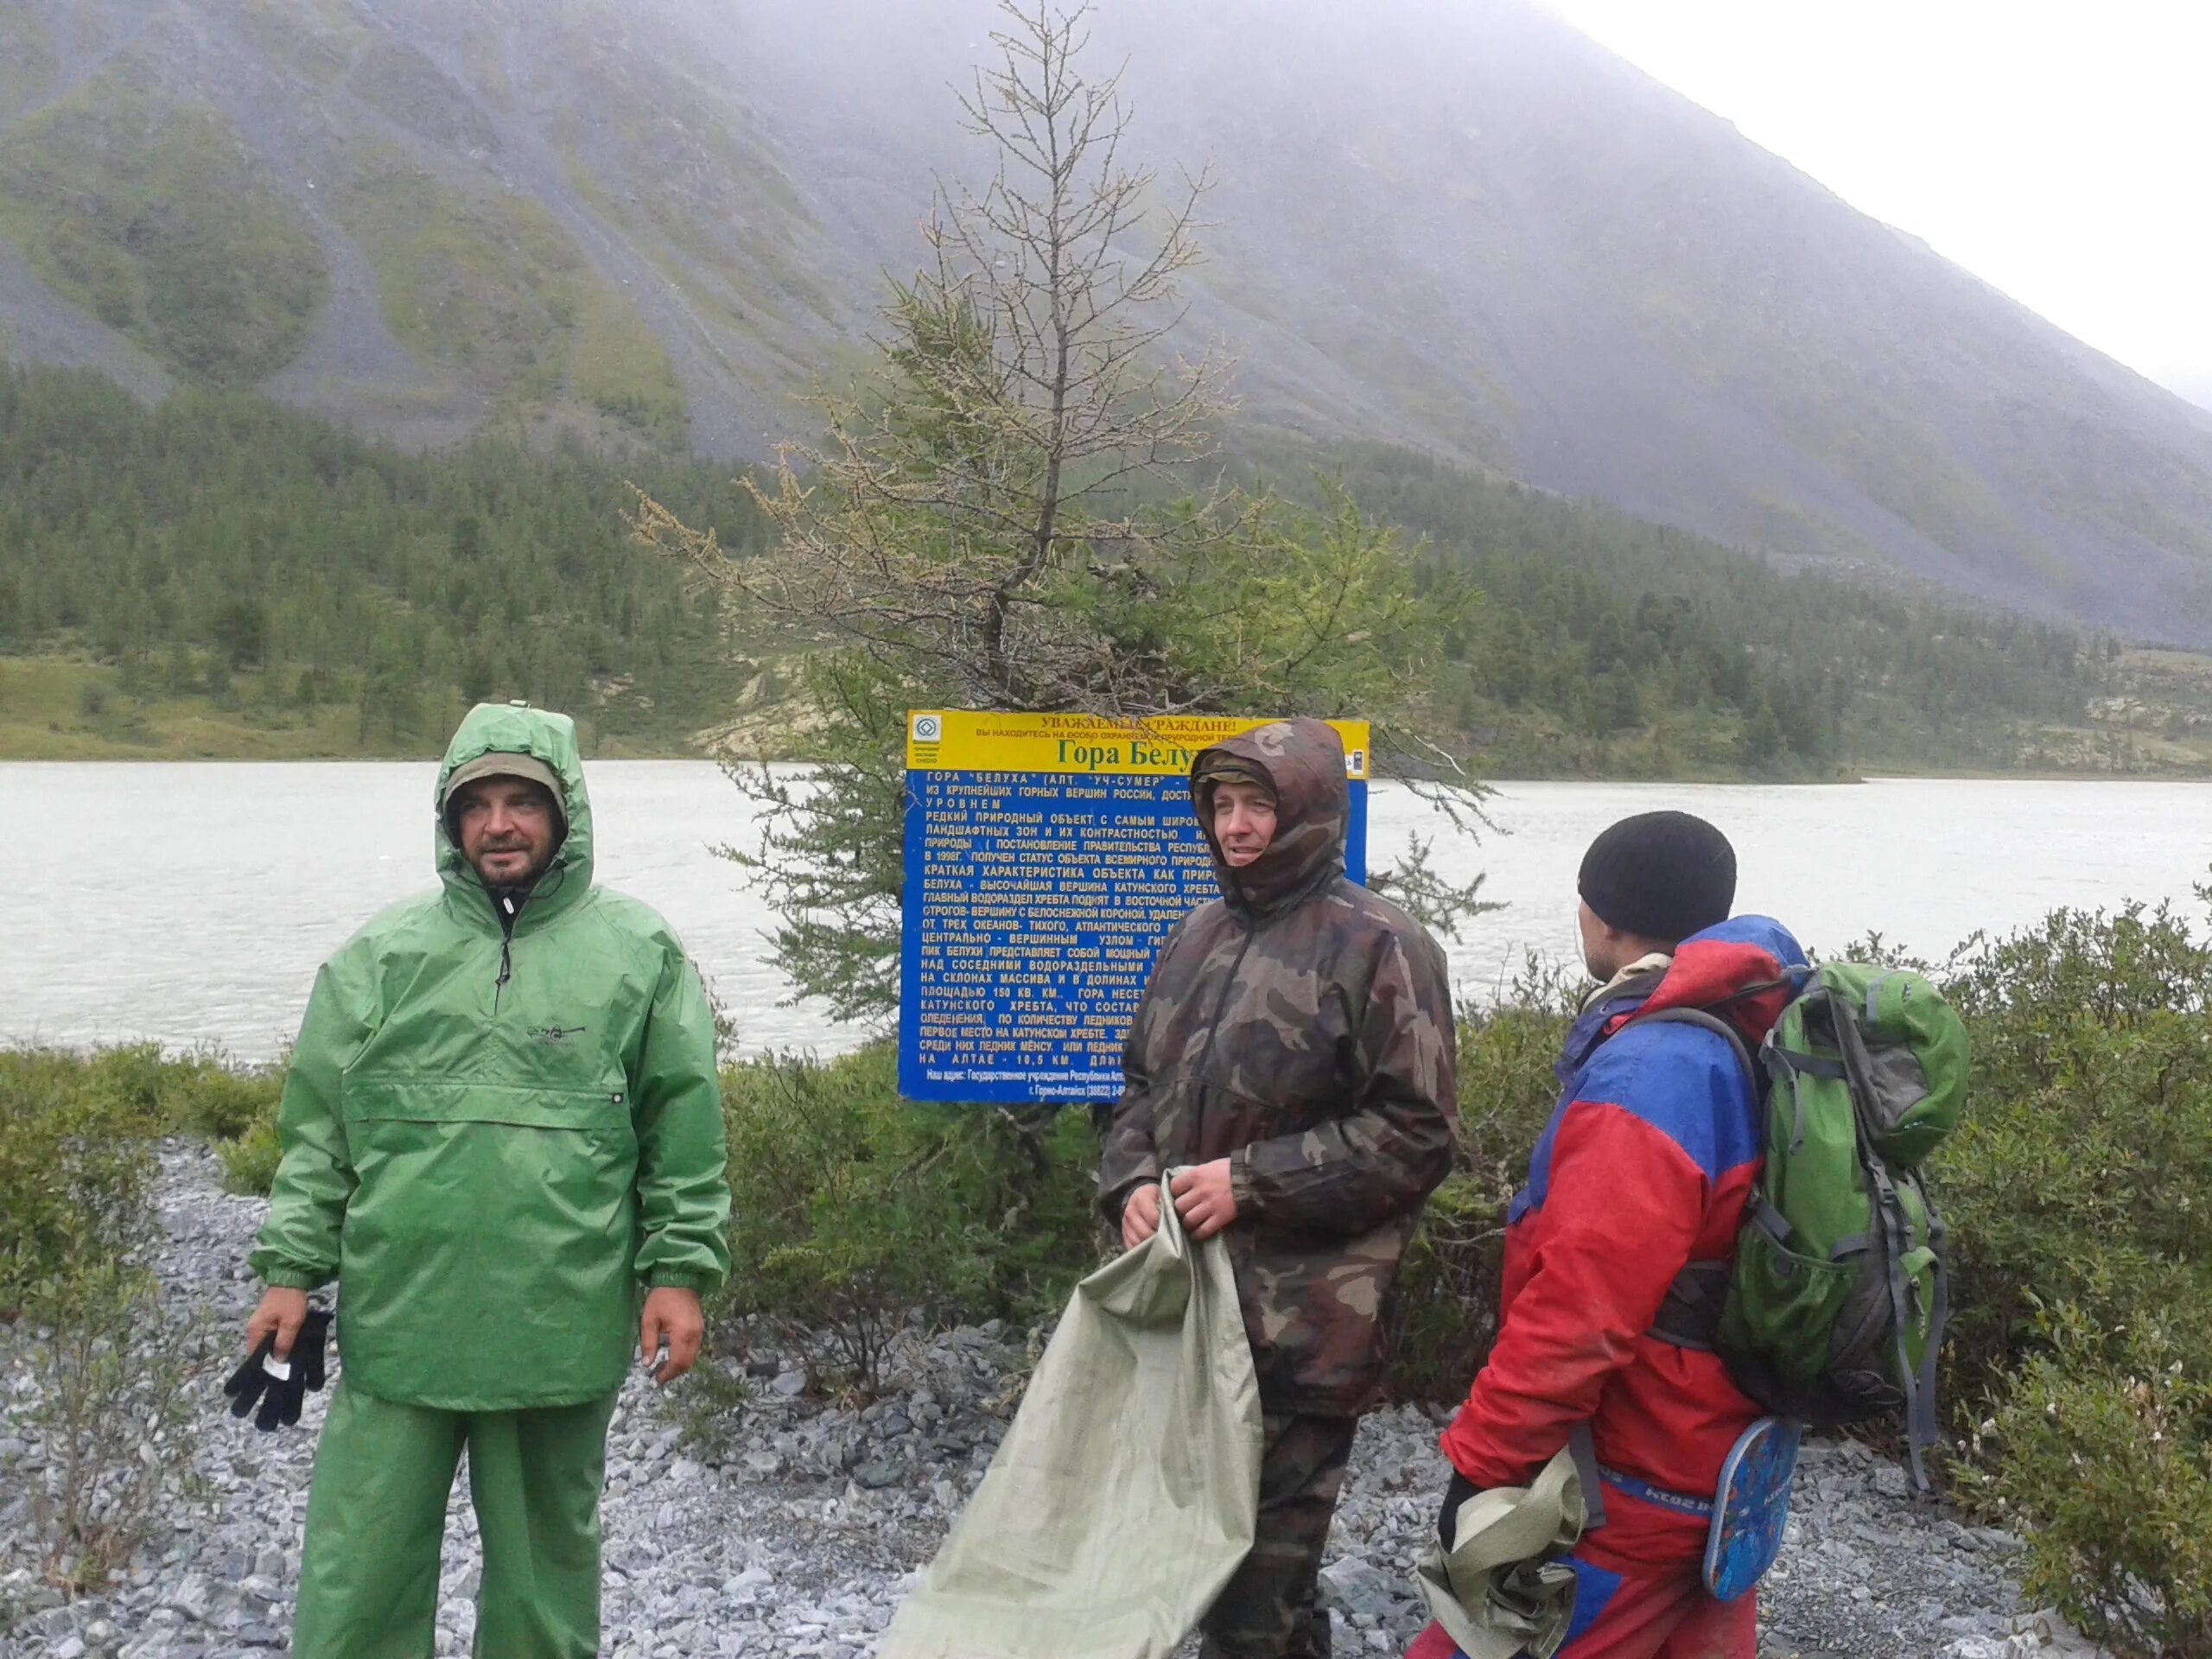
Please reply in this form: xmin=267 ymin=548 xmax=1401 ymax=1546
xmin=292 ymin=1382 xmax=621 ymax=1659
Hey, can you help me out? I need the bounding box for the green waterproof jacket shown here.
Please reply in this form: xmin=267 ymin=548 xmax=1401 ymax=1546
xmin=251 ymin=703 xmax=731 ymax=1411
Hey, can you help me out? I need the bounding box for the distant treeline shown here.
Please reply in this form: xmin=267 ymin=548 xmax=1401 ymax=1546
xmin=1292 ymin=444 xmax=2108 ymax=776
xmin=0 ymin=365 xmax=2112 ymax=770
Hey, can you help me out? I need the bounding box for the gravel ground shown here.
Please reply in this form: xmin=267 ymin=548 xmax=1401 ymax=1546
xmin=0 ymin=1146 xmax=2104 ymax=1659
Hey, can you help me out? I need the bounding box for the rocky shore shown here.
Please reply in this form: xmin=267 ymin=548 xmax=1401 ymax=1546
xmin=0 ymin=1145 xmax=2103 ymax=1659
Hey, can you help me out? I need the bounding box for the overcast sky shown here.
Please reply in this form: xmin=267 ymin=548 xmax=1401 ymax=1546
xmin=1541 ymin=0 xmax=2212 ymax=408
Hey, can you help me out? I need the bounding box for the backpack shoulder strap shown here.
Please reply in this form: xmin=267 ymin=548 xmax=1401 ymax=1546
xmin=1624 ymin=1006 xmax=1758 ymax=1093
xmin=1621 ymin=1008 xmax=1763 ymax=1353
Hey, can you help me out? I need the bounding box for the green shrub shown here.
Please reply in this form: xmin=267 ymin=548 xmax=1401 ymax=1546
xmin=718 ymin=1043 xmax=1102 ymax=1389
xmin=9 ymin=1258 xmax=211 ymax=1591
xmin=159 ymin=1050 xmax=283 ymax=1141
xmin=215 ymin=1108 xmax=284 ymax=1196
xmin=1382 ymin=1172 xmax=1510 ymax=1403
xmin=70 ymin=1044 xmax=172 ymax=1125
xmin=0 ymin=1049 xmax=209 ymax=1589
xmin=1382 ymin=965 xmax=1573 ymax=1402
xmin=662 ymin=1359 xmax=752 ymax=1459
xmin=1934 ymin=903 xmax=2212 ymax=1403
xmin=0 ymin=1046 xmax=286 ymax=1247
xmin=1911 ymin=901 xmax=2212 ymax=1653
xmin=0 ymin=1049 xmax=161 ymax=1305
xmin=1970 ymin=1310 xmax=2212 ymax=1657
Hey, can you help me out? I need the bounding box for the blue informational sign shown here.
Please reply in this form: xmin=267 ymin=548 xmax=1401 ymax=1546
xmin=898 ymin=712 xmax=1370 ymax=1103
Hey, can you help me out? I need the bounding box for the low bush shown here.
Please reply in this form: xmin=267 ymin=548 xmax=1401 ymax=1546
xmin=1938 ymin=901 xmax=2212 ymax=1389
xmin=717 ymin=1043 xmax=1102 ymax=1390
xmin=158 ymin=1050 xmax=283 ymax=1143
xmin=1381 ymin=1172 xmax=1508 ymax=1404
xmin=8 ymin=1259 xmax=212 ymax=1591
xmin=1925 ymin=900 xmax=2212 ymax=1656
xmin=0 ymin=1048 xmax=161 ymax=1305
xmin=214 ymin=1108 xmax=284 ymax=1196
xmin=662 ymin=1359 xmax=753 ymax=1459
xmin=0 ymin=1045 xmax=284 ymax=1244
xmin=0 ymin=1047 xmax=211 ymax=1590
xmin=1967 ymin=1309 xmax=2212 ymax=1656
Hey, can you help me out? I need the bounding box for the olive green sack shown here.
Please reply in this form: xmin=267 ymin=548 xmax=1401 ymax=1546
xmin=1648 ymin=964 xmax=1967 ymax=1486
xmin=877 ymin=1179 xmax=1263 ymax=1659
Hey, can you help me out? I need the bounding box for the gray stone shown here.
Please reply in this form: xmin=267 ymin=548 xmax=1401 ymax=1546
xmin=1318 ymin=1556 xmax=1406 ymax=1624
xmin=165 ymin=1576 xmax=213 ymax=1620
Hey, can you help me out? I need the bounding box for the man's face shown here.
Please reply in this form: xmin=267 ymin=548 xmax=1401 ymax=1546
xmin=1211 ymin=781 xmax=1279 ymax=869
xmin=454 ymin=777 xmax=561 ymax=888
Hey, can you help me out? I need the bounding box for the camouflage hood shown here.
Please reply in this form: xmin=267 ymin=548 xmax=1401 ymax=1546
xmin=1191 ymin=719 xmax=1350 ymax=919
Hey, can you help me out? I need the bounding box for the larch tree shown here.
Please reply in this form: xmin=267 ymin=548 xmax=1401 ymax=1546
xmin=634 ymin=0 xmax=1481 ymax=1022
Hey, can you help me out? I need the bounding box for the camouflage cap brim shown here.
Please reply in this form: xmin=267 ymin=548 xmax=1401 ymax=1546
xmin=442 ymin=752 xmax=565 ymax=815
xmin=1192 ymin=757 xmax=1277 ymax=796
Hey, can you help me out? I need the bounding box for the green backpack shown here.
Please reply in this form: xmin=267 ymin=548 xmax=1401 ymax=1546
xmin=1637 ymin=963 xmax=1969 ymax=1485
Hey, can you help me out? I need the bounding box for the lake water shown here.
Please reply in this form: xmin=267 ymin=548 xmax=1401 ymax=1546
xmin=3 ymin=764 xmax=2207 ymax=1061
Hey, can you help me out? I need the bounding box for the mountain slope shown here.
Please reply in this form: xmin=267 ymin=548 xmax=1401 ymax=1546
xmin=1 ymin=0 xmax=2209 ymax=642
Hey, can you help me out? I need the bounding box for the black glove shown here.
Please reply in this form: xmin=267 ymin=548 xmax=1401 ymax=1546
xmin=1436 ymin=1468 xmax=1480 ymax=1553
xmin=224 ymin=1307 xmax=332 ymax=1431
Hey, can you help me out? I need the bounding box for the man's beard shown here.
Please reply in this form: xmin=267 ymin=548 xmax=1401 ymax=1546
xmin=473 ymin=846 xmax=550 ymax=892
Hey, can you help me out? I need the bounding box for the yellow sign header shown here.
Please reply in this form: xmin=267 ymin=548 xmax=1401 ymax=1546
xmin=906 ymin=711 xmax=1371 ymax=779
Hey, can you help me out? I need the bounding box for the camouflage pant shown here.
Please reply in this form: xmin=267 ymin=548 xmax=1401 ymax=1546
xmin=1198 ymin=1410 xmax=1361 ymax=1659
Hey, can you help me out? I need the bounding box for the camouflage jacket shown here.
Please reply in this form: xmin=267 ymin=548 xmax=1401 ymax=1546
xmin=1097 ymin=719 xmax=1459 ymax=1415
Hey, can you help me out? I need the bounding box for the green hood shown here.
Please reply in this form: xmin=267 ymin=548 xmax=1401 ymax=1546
xmin=435 ymin=702 xmax=594 ymax=919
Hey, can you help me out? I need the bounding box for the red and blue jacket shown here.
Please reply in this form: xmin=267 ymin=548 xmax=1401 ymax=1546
xmin=1439 ymin=915 xmax=1806 ymax=1573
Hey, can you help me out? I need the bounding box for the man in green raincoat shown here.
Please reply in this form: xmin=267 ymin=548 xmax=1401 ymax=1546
xmin=244 ymin=702 xmax=731 ymax=1659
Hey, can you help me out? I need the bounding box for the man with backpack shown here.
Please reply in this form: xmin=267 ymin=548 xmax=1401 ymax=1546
xmin=1421 ymin=811 xmax=1796 ymax=1658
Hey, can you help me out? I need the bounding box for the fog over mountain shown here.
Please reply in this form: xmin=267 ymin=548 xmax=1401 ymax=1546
xmin=3 ymin=0 xmax=2209 ymax=640
xmin=2167 ymin=376 xmax=2212 ymax=417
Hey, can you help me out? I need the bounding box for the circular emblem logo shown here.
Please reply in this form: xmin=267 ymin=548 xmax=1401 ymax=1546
xmin=912 ymin=714 xmax=944 ymax=742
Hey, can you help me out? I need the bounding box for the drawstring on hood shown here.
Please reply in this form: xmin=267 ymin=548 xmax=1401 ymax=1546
xmin=1188 ymin=719 xmax=1351 ymax=920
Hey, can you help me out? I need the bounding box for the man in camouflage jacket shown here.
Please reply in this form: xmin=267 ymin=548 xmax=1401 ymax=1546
xmin=1099 ymin=718 xmax=1459 ymax=1659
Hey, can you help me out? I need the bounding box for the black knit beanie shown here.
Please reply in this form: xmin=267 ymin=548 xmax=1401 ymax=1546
xmin=1577 ymin=810 xmax=1737 ymax=944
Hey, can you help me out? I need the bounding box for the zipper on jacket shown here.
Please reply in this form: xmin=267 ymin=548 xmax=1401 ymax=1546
xmin=1195 ymin=918 xmax=1258 ymax=1075
xmin=493 ymin=893 xmax=518 ymax=1011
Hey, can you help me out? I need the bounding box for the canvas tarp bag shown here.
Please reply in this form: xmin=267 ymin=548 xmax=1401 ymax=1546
xmin=1641 ymin=963 xmax=1968 ymax=1487
xmin=1413 ymin=1445 xmax=1586 ymax=1659
xmin=877 ymin=1175 xmax=1264 ymax=1659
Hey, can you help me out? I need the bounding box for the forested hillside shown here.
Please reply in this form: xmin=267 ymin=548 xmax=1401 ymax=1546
xmin=1311 ymin=448 xmax=2138 ymax=776
xmin=0 ymin=366 xmax=760 ymax=753
xmin=6 ymin=365 xmax=2202 ymax=774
